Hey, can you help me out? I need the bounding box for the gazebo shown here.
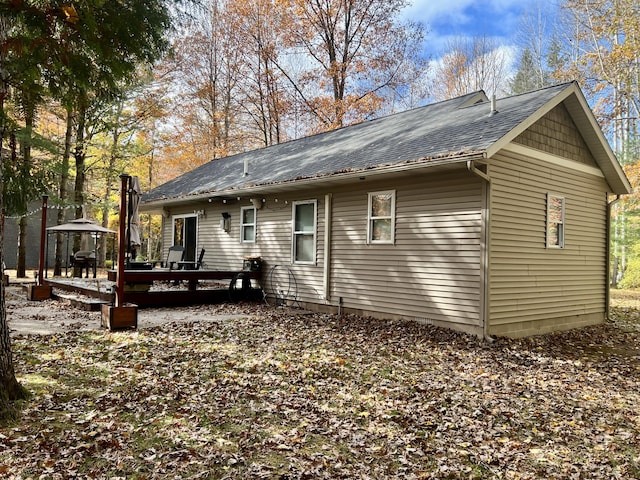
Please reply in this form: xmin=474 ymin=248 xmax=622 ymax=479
xmin=45 ymin=217 xmax=116 ymax=278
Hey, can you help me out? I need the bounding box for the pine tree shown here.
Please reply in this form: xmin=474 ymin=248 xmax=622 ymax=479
xmin=511 ymin=48 xmax=543 ymax=94
xmin=0 ymin=0 xmax=180 ymax=421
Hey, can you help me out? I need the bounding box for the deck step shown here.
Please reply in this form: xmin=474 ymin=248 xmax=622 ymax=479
xmin=51 ymin=291 xmax=110 ymax=312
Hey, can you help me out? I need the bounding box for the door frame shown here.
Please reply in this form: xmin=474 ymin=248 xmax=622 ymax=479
xmin=171 ymin=214 xmax=198 ymax=262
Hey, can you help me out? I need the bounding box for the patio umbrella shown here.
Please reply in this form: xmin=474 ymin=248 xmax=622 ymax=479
xmin=127 ymin=176 xmax=142 ymax=260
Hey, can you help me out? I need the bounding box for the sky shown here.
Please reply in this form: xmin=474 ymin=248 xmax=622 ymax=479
xmin=402 ymin=0 xmax=531 ymax=55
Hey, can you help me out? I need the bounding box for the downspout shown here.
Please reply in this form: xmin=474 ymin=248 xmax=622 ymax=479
xmin=467 ymin=160 xmax=493 ymax=342
xmin=606 ymin=195 xmax=622 ymax=320
xmin=323 ymin=193 xmax=332 ymax=302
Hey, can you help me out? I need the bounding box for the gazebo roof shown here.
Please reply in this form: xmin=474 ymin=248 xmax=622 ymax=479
xmin=47 ymin=217 xmax=116 ymax=234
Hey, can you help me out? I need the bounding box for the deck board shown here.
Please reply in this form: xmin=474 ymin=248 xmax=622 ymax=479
xmin=44 ymin=269 xmax=262 ymax=308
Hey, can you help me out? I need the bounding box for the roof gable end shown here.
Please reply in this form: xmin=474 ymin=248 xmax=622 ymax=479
xmin=485 ymin=82 xmax=630 ymax=194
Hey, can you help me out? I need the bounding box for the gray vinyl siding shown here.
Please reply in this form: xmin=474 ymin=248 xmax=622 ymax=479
xmin=488 ymin=148 xmax=609 ymax=337
xmin=252 ymin=196 xmax=326 ymax=303
xmin=330 ymin=171 xmax=483 ymax=332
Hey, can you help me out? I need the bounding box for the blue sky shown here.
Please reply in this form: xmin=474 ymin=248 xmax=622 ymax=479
xmin=402 ymin=0 xmax=529 ymax=55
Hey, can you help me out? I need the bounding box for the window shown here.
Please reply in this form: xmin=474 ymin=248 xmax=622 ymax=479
xmin=547 ymin=194 xmax=565 ymax=248
xmin=240 ymin=206 xmax=256 ymax=243
xmin=292 ymin=200 xmax=317 ymax=263
xmin=368 ymin=190 xmax=395 ymax=244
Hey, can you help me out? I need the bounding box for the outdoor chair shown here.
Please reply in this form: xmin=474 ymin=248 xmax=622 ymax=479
xmin=177 ymin=247 xmax=206 ymax=270
xmin=160 ymin=245 xmax=185 ymax=270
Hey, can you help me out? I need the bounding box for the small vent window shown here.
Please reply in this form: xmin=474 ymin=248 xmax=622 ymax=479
xmin=547 ymin=194 xmax=565 ymax=248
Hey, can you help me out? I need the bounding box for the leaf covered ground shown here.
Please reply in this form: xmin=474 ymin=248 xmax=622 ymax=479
xmin=2 ymin=293 xmax=640 ymax=479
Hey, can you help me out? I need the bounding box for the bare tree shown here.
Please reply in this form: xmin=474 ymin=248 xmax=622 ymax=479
xmin=431 ymin=35 xmax=513 ymax=101
xmin=275 ymin=0 xmax=429 ymax=130
xmin=231 ymin=0 xmax=288 ymax=147
xmin=160 ymin=0 xmax=246 ymax=164
xmin=515 ymin=0 xmax=560 ymax=89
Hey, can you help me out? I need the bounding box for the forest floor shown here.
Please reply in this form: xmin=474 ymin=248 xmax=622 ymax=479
xmin=1 ymin=285 xmax=639 ymax=479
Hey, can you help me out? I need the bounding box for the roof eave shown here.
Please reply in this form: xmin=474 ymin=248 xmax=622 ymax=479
xmin=140 ymin=152 xmax=486 ymax=211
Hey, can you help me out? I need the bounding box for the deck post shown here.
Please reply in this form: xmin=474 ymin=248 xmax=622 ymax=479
xmin=101 ymin=174 xmax=138 ymax=330
xmin=38 ymin=195 xmax=47 ymax=285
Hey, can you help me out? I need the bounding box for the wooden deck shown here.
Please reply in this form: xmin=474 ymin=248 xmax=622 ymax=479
xmin=44 ymin=269 xmax=262 ymax=308
xmin=107 ymin=268 xmax=260 ymax=286
xmin=114 ymin=268 xmax=262 ymax=307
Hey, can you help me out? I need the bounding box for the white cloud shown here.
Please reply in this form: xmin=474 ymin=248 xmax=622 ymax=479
xmin=403 ymin=0 xmax=525 ymax=55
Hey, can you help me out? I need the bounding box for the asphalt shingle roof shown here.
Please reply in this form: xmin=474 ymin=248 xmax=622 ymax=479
xmin=143 ymin=83 xmax=572 ymax=204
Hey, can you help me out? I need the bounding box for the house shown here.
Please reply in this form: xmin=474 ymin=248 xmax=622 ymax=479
xmin=3 ymin=199 xmax=58 ymax=270
xmin=140 ymin=82 xmax=631 ymax=338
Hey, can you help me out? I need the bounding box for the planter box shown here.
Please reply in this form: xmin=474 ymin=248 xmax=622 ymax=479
xmin=101 ymin=304 xmax=138 ymax=331
xmin=27 ymin=284 xmax=52 ymax=301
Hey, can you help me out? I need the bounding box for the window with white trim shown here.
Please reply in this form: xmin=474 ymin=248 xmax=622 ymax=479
xmin=292 ymin=200 xmax=317 ymax=264
xmin=547 ymin=194 xmax=565 ymax=248
xmin=240 ymin=206 xmax=256 ymax=243
xmin=368 ymin=190 xmax=395 ymax=244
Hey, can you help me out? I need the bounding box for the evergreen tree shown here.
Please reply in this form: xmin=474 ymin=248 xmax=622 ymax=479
xmin=0 ymin=0 xmax=183 ymax=421
xmin=511 ymin=48 xmax=543 ymax=94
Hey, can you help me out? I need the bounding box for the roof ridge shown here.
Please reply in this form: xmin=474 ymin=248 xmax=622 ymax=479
xmin=497 ymin=81 xmax=575 ymax=101
xmin=191 ymin=90 xmax=495 ymax=166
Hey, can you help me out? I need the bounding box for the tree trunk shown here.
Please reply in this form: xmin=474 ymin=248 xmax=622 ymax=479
xmin=71 ymin=102 xmax=87 ymax=278
xmin=54 ymin=107 xmax=74 ymax=276
xmin=0 ymin=14 xmax=28 ymax=419
xmin=0 ymin=274 xmax=28 ymax=415
xmin=100 ymin=101 xmax=123 ymax=267
xmin=16 ymin=101 xmax=35 ymax=278
xmin=74 ymin=101 xmax=87 ymax=223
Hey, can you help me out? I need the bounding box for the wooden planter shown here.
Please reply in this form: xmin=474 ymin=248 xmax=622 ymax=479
xmin=101 ymin=304 xmax=138 ymax=331
xmin=27 ymin=284 xmax=52 ymax=301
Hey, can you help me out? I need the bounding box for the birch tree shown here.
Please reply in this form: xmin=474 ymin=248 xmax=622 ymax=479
xmin=557 ymin=0 xmax=640 ymax=283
